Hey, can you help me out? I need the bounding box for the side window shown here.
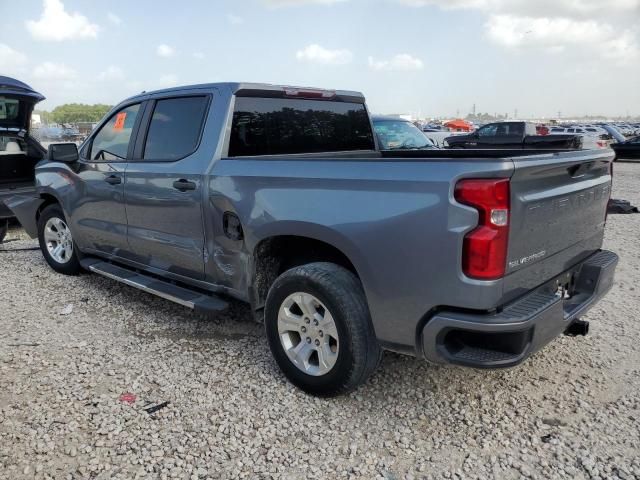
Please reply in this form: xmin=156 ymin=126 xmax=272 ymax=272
xmin=228 ymin=97 xmax=375 ymax=157
xmin=510 ymin=123 xmax=524 ymax=136
xmin=478 ymin=125 xmax=498 ymax=137
xmin=143 ymin=96 xmax=209 ymax=161
xmin=90 ymin=104 xmax=140 ymax=161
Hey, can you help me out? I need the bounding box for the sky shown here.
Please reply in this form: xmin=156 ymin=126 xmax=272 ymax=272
xmin=0 ymin=0 xmax=639 ymax=118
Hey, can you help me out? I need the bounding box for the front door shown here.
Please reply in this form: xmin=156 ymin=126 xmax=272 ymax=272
xmin=474 ymin=124 xmax=499 ymax=147
xmin=124 ymin=95 xmax=210 ymax=280
xmin=70 ymin=102 xmax=143 ymax=257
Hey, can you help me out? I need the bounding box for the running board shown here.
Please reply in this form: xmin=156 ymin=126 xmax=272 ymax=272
xmin=80 ymin=259 xmax=228 ymax=313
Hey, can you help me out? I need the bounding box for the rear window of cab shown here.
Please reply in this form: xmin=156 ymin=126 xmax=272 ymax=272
xmin=228 ymin=97 xmax=375 ymax=157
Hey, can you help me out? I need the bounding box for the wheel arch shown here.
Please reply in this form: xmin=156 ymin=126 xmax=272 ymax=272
xmin=36 ymin=192 xmax=62 ymax=220
xmin=248 ymin=229 xmax=368 ymax=318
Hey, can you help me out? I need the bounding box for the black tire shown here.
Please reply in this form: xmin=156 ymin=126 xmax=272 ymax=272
xmin=265 ymin=262 xmax=381 ymax=397
xmin=37 ymin=204 xmax=81 ymax=275
xmin=0 ymin=219 xmax=7 ymax=244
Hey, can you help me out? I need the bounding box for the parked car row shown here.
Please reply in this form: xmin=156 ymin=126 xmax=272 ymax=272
xmin=31 ymin=124 xmax=85 ymax=143
xmin=374 ymin=120 xmax=599 ymax=151
xmin=551 ymin=123 xmax=640 ymax=139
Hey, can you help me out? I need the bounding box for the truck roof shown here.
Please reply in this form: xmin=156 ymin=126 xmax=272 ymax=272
xmin=122 ymin=82 xmax=365 ymax=104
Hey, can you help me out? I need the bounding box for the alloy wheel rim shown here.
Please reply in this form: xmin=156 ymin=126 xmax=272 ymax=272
xmin=277 ymin=292 xmax=340 ymax=376
xmin=44 ymin=217 xmax=73 ymax=264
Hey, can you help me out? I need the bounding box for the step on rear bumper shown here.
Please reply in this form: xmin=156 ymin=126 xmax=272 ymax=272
xmin=421 ymin=250 xmax=618 ymax=368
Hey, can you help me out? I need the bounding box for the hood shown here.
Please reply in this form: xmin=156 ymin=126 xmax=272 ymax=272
xmin=0 ymin=76 xmax=45 ymax=132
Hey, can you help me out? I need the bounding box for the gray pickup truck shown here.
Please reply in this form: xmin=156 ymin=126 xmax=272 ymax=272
xmin=7 ymin=83 xmax=618 ymax=396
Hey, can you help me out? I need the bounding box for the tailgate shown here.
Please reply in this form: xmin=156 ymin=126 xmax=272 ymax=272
xmin=503 ymin=150 xmax=613 ymax=300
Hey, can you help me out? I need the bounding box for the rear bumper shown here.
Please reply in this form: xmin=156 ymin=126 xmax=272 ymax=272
xmin=421 ymin=249 xmax=618 ymax=368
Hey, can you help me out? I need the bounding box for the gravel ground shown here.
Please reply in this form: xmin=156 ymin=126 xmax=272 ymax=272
xmin=1 ymin=163 xmax=639 ymax=480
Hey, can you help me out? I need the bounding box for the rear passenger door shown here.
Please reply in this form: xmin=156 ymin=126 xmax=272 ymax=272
xmin=123 ymin=95 xmax=210 ymax=280
xmin=500 ymin=122 xmax=525 ymax=148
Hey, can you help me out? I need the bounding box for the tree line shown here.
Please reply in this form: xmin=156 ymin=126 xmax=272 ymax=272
xmin=35 ymin=103 xmax=113 ymax=124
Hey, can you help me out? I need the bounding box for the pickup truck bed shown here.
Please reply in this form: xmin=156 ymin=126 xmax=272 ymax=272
xmin=6 ymin=82 xmax=618 ymax=396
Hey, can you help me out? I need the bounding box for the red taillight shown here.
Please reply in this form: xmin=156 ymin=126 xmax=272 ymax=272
xmin=455 ymin=178 xmax=510 ymax=280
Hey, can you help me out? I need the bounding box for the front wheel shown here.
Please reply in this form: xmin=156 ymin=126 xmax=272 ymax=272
xmin=37 ymin=204 xmax=81 ymax=275
xmin=265 ymin=262 xmax=381 ymax=397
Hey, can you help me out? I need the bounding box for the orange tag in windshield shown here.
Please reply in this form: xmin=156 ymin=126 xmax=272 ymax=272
xmin=114 ymin=112 xmax=127 ymax=131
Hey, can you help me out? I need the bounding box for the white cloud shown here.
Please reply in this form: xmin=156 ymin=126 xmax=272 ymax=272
xmin=485 ymin=14 xmax=639 ymax=64
xmin=0 ymin=44 xmax=29 ymax=76
xmin=97 ymin=65 xmax=125 ymax=81
xmin=158 ymin=74 xmax=179 ymax=88
xmin=192 ymin=52 xmax=205 ymax=60
xmin=296 ymin=44 xmax=353 ymax=65
xmin=397 ymin=0 xmax=486 ymax=8
xmin=263 ymin=0 xmax=347 ymax=6
xmin=33 ymin=61 xmax=77 ymax=80
xmin=156 ymin=44 xmax=176 ymax=57
xmin=395 ymin=0 xmax=640 ymax=17
xmin=368 ymin=53 xmax=424 ymax=71
xmin=26 ymin=0 xmax=99 ymax=41
xmin=126 ymin=80 xmax=144 ymax=91
xmin=227 ymin=13 xmax=244 ymax=25
xmin=397 ymin=0 xmax=640 ymax=65
xmin=107 ymin=12 xmax=122 ymax=26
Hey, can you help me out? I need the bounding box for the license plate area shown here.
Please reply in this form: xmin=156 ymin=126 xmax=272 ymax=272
xmin=553 ymin=271 xmax=578 ymax=301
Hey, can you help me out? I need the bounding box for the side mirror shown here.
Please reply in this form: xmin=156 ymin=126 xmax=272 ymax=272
xmin=47 ymin=143 xmax=79 ymax=163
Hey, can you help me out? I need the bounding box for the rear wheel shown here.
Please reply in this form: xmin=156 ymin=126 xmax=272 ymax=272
xmin=265 ymin=262 xmax=381 ymax=397
xmin=37 ymin=204 xmax=81 ymax=275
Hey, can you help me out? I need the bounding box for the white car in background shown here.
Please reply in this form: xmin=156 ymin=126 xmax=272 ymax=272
xmin=613 ymin=124 xmax=633 ymax=136
xmin=550 ymin=127 xmax=598 ymax=136
xmin=548 ymin=126 xmax=609 ymax=150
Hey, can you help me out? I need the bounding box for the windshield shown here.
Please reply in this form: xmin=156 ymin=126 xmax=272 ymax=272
xmin=0 ymin=97 xmax=20 ymax=121
xmin=373 ymin=119 xmax=435 ymax=150
xmin=0 ymin=97 xmax=26 ymax=130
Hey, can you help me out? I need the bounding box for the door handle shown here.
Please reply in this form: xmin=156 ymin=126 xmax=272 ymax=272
xmin=172 ymin=179 xmax=196 ymax=191
xmin=105 ymin=175 xmax=122 ymax=185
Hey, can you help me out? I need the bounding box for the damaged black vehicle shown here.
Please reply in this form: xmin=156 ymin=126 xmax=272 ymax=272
xmin=0 ymin=76 xmax=46 ymax=242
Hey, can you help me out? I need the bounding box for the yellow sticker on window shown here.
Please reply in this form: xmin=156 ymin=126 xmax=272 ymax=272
xmin=114 ymin=112 xmax=127 ymax=131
